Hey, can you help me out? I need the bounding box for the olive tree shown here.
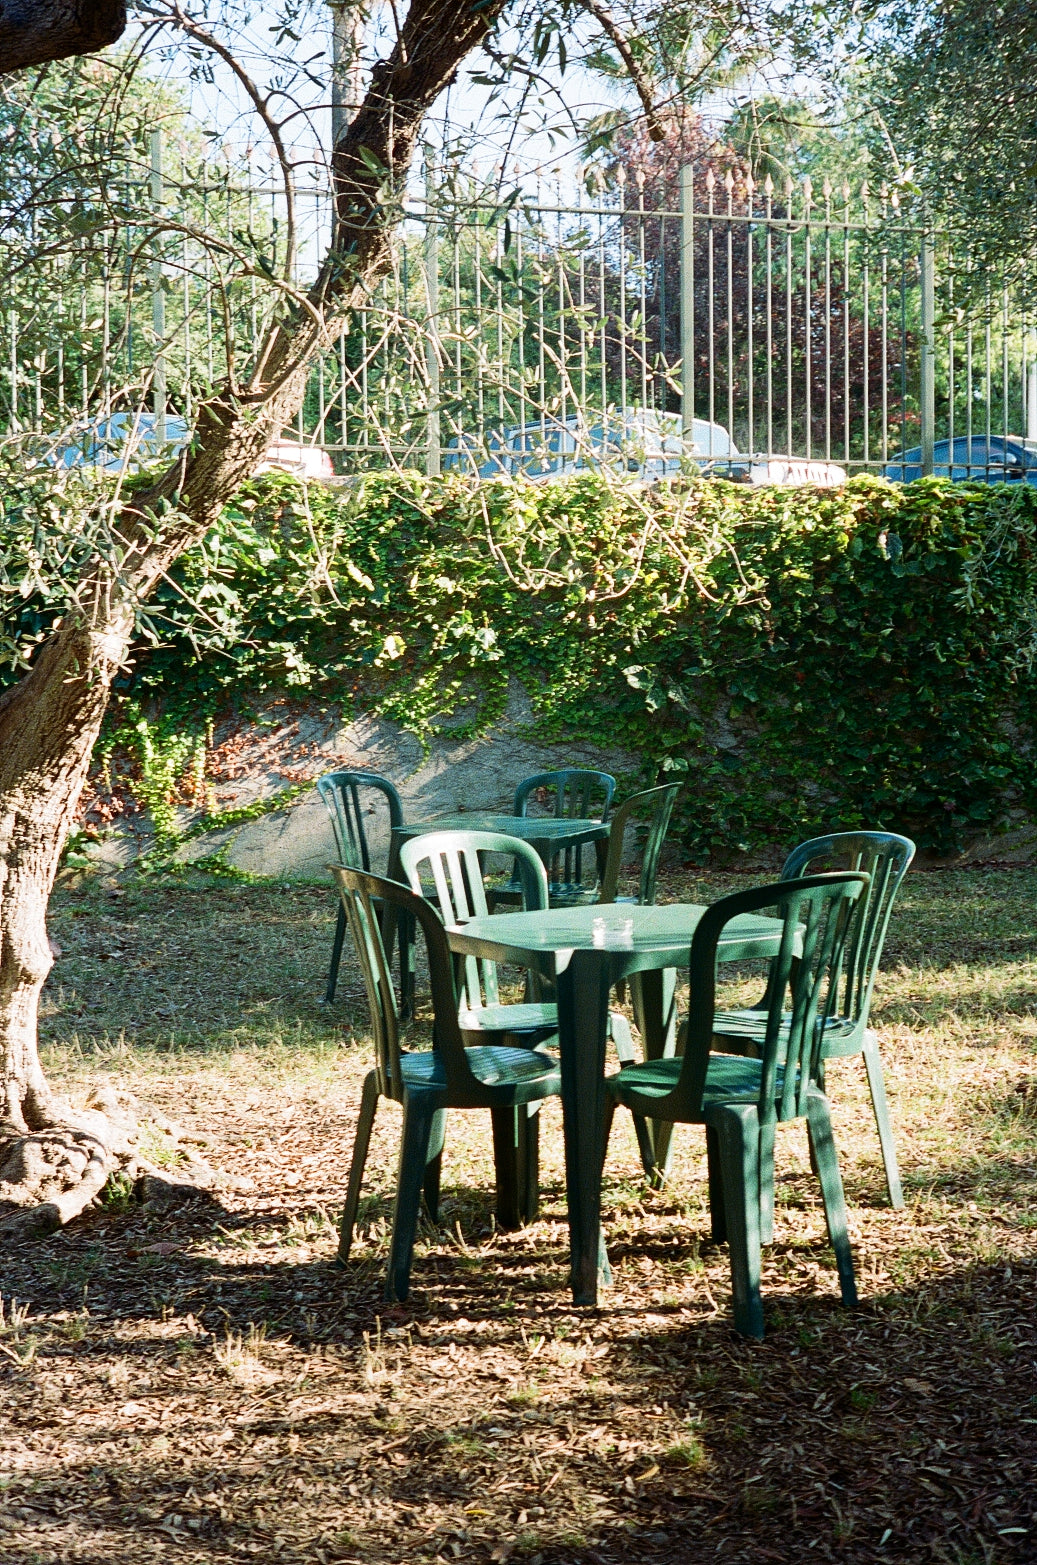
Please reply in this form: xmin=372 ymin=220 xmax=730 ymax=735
xmin=0 ymin=0 xmax=678 ymax=1233
xmin=0 ymin=0 xmax=521 ymax=1231
xmin=0 ymin=0 xmax=814 ymax=1233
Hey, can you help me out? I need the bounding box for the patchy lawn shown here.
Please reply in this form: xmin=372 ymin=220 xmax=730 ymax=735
xmin=2 ymin=866 xmax=1035 ymax=1565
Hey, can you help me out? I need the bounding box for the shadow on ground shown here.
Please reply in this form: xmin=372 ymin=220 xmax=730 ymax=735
xmin=2 ymin=1179 xmax=1034 ymax=1565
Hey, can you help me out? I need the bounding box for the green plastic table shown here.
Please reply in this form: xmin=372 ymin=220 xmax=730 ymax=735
xmin=447 ymin=902 xmax=790 ymax=1306
xmin=391 ymin=812 xmax=608 ymax=864
xmin=389 ymin=814 xmax=611 ymax=1016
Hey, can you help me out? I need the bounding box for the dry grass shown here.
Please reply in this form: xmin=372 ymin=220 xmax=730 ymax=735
xmin=1 ymin=865 xmax=1035 ymax=1565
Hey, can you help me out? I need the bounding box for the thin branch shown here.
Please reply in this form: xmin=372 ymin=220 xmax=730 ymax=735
xmin=141 ymin=2 xmax=298 ymax=285
xmin=577 ymin=0 xmax=665 ymax=142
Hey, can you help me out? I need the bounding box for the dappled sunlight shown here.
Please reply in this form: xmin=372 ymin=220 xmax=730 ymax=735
xmin=2 ymin=869 xmax=1034 ymax=1562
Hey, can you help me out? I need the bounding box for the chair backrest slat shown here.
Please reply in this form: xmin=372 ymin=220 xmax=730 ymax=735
xmin=399 ymin=830 xmax=549 ymax=1015
xmin=782 ymin=831 xmax=915 ymax=1032
xmin=317 ymin=770 xmax=404 ymax=874
xmin=333 ymin=871 xmax=404 ymax=1098
xmin=331 ymin=864 xmax=479 ymax=1094
xmin=681 ymin=873 xmax=869 ymax=1123
xmin=597 ymin=783 xmax=681 ymax=905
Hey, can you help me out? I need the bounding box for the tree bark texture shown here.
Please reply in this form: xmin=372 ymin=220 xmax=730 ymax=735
xmin=0 ymin=0 xmax=126 ymax=75
xmin=0 ymin=0 xmax=506 ymax=1230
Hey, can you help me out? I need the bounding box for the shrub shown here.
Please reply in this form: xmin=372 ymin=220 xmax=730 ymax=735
xmin=5 ymin=467 xmax=1037 ymax=858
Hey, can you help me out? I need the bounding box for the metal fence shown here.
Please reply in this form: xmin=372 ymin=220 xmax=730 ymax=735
xmin=3 ymin=136 xmax=1036 ymax=476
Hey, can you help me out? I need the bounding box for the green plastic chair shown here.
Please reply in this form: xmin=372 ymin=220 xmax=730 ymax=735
xmin=712 ymin=830 xmax=915 ymax=1217
xmin=332 ymin=864 xmax=562 ymax=1302
xmin=400 ymin=830 xmax=559 ymax=1048
xmin=490 ymin=768 xmax=617 ymax=907
xmin=317 ymin=770 xmax=404 ymax=1004
xmin=603 ymin=872 xmax=866 ymax=1338
xmin=399 ymin=828 xmax=638 ymax=1066
xmin=551 ymin=782 xmax=682 ymax=908
xmin=514 ymin=767 xmax=616 ymax=819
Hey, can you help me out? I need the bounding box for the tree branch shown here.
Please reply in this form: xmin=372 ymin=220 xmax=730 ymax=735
xmin=122 ymin=0 xmax=509 ymax=584
xmin=578 ymin=0 xmax=664 ymax=142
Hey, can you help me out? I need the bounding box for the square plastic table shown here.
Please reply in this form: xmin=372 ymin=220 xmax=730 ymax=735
xmin=447 ymin=901 xmax=790 ymax=1306
xmin=390 ymin=811 xmax=608 ymax=866
xmin=388 ymin=813 xmax=611 ymax=1014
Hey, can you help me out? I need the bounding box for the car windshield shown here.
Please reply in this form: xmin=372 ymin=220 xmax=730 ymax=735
xmin=82 ymin=414 xmax=188 ymax=459
xmin=687 ymin=420 xmax=739 ymax=459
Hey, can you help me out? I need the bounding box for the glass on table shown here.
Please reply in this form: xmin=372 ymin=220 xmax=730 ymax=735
xmin=591 ymin=910 xmax=635 ymax=948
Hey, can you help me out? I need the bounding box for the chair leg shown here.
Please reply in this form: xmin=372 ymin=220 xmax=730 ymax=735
xmin=423 ymin=1109 xmax=447 ymax=1225
xmin=807 ymin=1060 xmax=824 ymax=1175
xmin=337 ymin=1071 xmax=380 ymax=1264
xmin=632 ymin=1115 xmax=659 ymax=1181
xmin=705 ymin=1124 xmax=727 ymax=1244
xmin=805 ymin=1088 xmax=858 ymax=1309
xmin=712 ymin=1105 xmax=765 ymax=1339
xmin=758 ymin=1119 xmax=776 ymax=1246
xmin=861 ymin=1033 xmax=904 ymax=1209
xmin=492 ymin=1104 xmax=540 ymax=1228
xmin=600 ymin=1092 xmax=617 ymax=1175
xmin=517 ymin=1102 xmax=541 ymax=1223
xmin=608 ymin=1010 xmax=637 ymax=1065
xmin=386 ymin=1092 xmax=440 ymax=1302
xmin=646 ymin=1008 xmax=684 ymax=1187
xmin=324 ymin=900 xmax=348 ymax=1004
xmin=608 ymin=1012 xmax=656 ymax=1175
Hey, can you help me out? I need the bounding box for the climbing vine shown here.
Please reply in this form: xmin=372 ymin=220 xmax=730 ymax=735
xmin=5 ymin=466 xmax=1037 ymax=859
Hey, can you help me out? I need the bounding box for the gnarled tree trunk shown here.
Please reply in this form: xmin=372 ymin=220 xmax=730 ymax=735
xmin=0 ymin=616 xmax=135 ymax=1231
xmin=0 ymin=0 xmax=506 ymax=1234
xmin=0 ymin=0 xmax=126 ymax=74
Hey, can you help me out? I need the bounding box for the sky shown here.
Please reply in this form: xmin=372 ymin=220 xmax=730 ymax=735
xmin=123 ymin=0 xmax=751 ymax=277
xmin=134 ymin=2 xmax=633 ymax=197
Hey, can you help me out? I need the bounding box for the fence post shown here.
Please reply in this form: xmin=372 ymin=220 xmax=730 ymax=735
xmin=920 ymin=222 xmax=935 ymax=476
xmin=150 ymin=129 xmax=166 ymax=443
xmin=423 ymin=158 xmax=441 ymax=476
xmin=680 ymin=163 xmax=694 ymax=443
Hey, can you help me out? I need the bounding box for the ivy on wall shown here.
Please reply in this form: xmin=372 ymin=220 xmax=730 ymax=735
xmin=5 ymin=468 xmax=1037 ymax=859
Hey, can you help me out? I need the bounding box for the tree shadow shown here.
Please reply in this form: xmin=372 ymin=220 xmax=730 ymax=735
xmin=2 ymin=1158 xmax=1034 ymax=1565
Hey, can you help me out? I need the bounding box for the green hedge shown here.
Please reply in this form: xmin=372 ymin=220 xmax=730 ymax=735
xmin=8 ymin=468 xmax=1037 ymax=858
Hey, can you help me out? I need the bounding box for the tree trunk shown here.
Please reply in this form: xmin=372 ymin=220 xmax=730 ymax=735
xmin=0 ymin=0 xmax=507 ymax=1234
xmin=0 ymin=616 xmax=134 ymax=1230
xmin=0 ymin=0 xmax=126 ymax=75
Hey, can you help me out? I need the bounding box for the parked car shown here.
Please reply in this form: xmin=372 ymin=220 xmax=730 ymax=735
xmin=255 ymin=439 xmax=336 ymax=479
xmin=443 ymin=409 xmax=846 ymax=486
xmin=56 ymin=412 xmax=191 ymax=471
xmin=53 ymin=414 xmax=334 ymax=479
xmin=883 ymin=435 xmax=1037 ymax=485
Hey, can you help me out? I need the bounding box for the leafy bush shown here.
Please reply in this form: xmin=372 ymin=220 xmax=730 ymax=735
xmin=5 ymin=467 xmax=1037 ymax=859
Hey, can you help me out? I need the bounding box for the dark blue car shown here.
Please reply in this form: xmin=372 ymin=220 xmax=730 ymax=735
xmin=884 ymin=435 xmax=1037 ymax=484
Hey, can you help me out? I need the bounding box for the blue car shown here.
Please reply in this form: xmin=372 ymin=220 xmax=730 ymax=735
xmin=883 ymin=435 xmax=1037 ymax=484
xmin=56 ymin=412 xmax=191 ymax=472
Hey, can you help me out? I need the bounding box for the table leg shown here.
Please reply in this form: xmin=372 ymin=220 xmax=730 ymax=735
xmin=556 ymin=948 xmax=614 ymax=1306
xmin=593 ymin=835 xmax=608 ymax=883
xmin=630 ymin=967 xmax=679 ymax=1182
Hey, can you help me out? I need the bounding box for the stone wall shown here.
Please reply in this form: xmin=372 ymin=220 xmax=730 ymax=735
xmin=87 ymin=686 xmax=645 ymax=881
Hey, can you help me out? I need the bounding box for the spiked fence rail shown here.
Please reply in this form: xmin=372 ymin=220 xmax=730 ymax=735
xmin=3 ymin=138 xmax=1036 ymax=476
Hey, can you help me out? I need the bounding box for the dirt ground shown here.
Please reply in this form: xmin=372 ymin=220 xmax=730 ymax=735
xmin=1 ymin=866 xmax=1035 ymax=1565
